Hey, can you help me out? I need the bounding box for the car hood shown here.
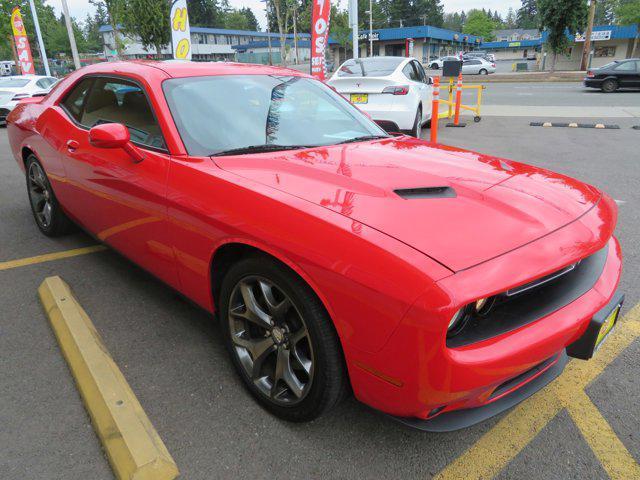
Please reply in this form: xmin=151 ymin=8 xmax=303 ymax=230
xmin=214 ymin=137 xmax=600 ymax=271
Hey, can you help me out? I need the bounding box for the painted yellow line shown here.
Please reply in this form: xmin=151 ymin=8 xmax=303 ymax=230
xmin=434 ymin=387 xmax=563 ymax=480
xmin=39 ymin=276 xmax=179 ymax=480
xmin=566 ymin=391 xmax=640 ymax=480
xmin=435 ymin=304 xmax=640 ymax=480
xmin=0 ymin=245 xmax=107 ymax=271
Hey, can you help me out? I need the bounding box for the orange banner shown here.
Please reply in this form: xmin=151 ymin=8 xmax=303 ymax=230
xmin=11 ymin=7 xmax=36 ymax=75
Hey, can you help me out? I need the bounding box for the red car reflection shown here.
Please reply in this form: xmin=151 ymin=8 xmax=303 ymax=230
xmin=7 ymin=61 xmax=622 ymax=430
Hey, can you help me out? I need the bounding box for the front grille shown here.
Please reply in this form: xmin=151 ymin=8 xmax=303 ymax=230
xmin=447 ymin=245 xmax=608 ymax=348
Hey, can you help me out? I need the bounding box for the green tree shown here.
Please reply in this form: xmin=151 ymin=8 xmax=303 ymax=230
xmin=121 ymin=0 xmax=170 ymax=57
xmin=224 ymin=10 xmax=249 ymax=29
xmin=505 ymin=7 xmax=517 ymax=28
xmin=463 ymin=9 xmax=496 ymax=40
xmin=90 ymin=0 xmax=127 ymax=56
xmin=413 ymin=0 xmax=444 ymax=27
xmin=443 ymin=12 xmax=463 ymax=31
xmin=517 ymin=0 xmax=538 ymax=28
xmin=538 ymin=0 xmax=587 ymax=70
xmin=239 ymin=7 xmax=259 ymax=30
xmin=616 ymin=0 xmax=639 ymax=56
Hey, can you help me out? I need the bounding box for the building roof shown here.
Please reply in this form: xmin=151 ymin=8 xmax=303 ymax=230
xmin=99 ymin=24 xmax=309 ymax=40
xmin=361 ymin=25 xmax=481 ymax=44
xmin=493 ymin=29 xmax=541 ymax=37
xmin=482 ymin=24 xmax=638 ymax=48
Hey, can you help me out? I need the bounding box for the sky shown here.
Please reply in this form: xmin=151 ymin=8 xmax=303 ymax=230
xmin=53 ymin=0 xmax=523 ymax=31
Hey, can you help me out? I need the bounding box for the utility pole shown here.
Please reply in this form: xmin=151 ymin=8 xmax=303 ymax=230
xmin=369 ymin=0 xmax=373 ymax=57
xmin=263 ymin=0 xmax=272 ymax=65
xmin=580 ymin=0 xmax=596 ymax=71
xmin=28 ymin=0 xmax=50 ymax=76
xmin=349 ymin=0 xmax=359 ymax=59
xmin=61 ymin=0 xmax=81 ymax=70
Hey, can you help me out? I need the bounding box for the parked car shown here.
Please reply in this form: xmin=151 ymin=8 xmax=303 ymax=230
xmin=328 ymin=56 xmax=433 ymax=136
xmin=462 ymin=57 xmax=496 ymax=75
xmin=584 ymin=59 xmax=640 ymax=92
xmin=0 ymin=75 xmax=58 ymax=124
xmin=7 ymin=61 xmax=623 ymax=431
xmin=428 ymin=56 xmax=459 ymax=69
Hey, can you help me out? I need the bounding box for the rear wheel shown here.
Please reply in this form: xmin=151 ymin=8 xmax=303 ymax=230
xmin=219 ymin=255 xmax=348 ymax=422
xmin=411 ymin=106 xmax=422 ymax=138
xmin=601 ymin=79 xmax=618 ymax=93
xmin=25 ymin=155 xmax=73 ymax=237
xmin=479 ymin=68 xmax=488 ymax=75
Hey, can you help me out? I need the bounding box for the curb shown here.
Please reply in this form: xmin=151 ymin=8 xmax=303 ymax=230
xmin=530 ymin=122 xmax=620 ymax=129
xmin=38 ymin=276 xmax=179 ymax=480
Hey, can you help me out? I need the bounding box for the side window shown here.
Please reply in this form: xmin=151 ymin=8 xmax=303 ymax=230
xmin=36 ymin=79 xmax=48 ymax=89
xmin=80 ymin=78 xmax=166 ymax=150
xmin=614 ymin=61 xmax=635 ymax=72
xmin=61 ymin=77 xmax=94 ymax=123
xmin=413 ymin=61 xmax=427 ymax=82
xmin=402 ymin=63 xmax=419 ymax=81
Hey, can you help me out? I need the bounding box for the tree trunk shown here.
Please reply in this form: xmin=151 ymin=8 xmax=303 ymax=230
xmin=633 ymin=34 xmax=639 ymax=58
xmin=271 ymin=0 xmax=288 ymax=66
xmin=551 ymin=52 xmax=557 ymax=72
xmin=155 ymin=44 xmax=162 ymax=59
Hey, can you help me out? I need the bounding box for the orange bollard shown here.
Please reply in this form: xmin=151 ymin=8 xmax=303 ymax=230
xmin=447 ymin=72 xmax=467 ymax=128
xmin=430 ymin=76 xmax=440 ymax=143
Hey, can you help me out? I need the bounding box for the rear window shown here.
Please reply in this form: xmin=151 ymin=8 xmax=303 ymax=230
xmin=0 ymin=78 xmax=30 ymax=88
xmin=337 ymin=58 xmax=403 ymax=77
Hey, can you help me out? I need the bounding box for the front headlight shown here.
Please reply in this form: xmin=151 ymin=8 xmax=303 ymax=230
xmin=447 ymin=308 xmax=469 ymax=336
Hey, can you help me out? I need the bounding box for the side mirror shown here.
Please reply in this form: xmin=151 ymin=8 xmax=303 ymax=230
xmin=89 ymin=123 xmax=144 ymax=163
xmin=427 ymin=77 xmax=434 ymax=85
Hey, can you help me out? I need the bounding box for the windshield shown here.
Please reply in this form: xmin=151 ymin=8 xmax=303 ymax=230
xmin=337 ymin=58 xmax=403 ymax=77
xmin=0 ymin=78 xmax=30 ymax=88
xmin=163 ymin=75 xmax=388 ymax=156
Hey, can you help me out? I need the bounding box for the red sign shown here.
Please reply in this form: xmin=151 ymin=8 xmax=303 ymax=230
xmin=11 ymin=7 xmax=35 ymax=75
xmin=310 ymin=0 xmax=331 ymax=80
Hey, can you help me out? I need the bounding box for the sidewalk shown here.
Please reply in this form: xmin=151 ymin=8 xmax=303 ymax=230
xmin=467 ymin=71 xmax=586 ymax=83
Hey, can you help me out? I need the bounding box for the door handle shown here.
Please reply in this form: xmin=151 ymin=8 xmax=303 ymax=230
xmin=66 ymin=140 xmax=79 ymax=152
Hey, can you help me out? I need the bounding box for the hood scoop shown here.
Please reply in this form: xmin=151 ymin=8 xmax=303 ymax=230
xmin=394 ymin=186 xmax=457 ymax=200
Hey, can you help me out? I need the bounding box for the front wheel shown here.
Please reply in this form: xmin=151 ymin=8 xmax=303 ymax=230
xmin=25 ymin=155 xmax=73 ymax=237
xmin=219 ymin=255 xmax=348 ymax=422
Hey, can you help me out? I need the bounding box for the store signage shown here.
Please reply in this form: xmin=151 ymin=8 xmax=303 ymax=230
xmin=358 ymin=32 xmax=379 ymax=41
xmin=575 ymin=30 xmax=612 ymax=42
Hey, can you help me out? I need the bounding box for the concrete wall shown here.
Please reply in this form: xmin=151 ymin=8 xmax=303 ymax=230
xmin=552 ymin=39 xmax=631 ymax=70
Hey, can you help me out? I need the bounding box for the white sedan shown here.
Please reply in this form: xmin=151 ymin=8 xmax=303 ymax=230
xmin=462 ymin=58 xmax=496 ymax=75
xmin=0 ymin=75 xmax=58 ymax=123
xmin=428 ymin=56 xmax=460 ymax=69
xmin=328 ymin=57 xmax=433 ymax=137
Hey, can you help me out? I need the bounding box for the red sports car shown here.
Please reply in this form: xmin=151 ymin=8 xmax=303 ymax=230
xmin=7 ymin=61 xmax=622 ymax=430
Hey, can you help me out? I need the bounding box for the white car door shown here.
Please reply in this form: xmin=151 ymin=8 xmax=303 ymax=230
xmin=401 ymin=61 xmax=428 ymax=118
xmin=462 ymin=59 xmax=480 ymax=75
xmin=412 ymin=61 xmax=433 ymax=120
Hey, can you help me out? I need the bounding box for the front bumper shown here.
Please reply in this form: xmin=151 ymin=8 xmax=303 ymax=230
xmin=346 ymin=222 xmax=622 ymax=426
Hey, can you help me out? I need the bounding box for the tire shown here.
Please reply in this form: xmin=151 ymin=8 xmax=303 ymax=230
xmin=411 ymin=106 xmax=422 ymax=138
xmin=479 ymin=68 xmax=488 ymax=75
xmin=601 ymin=79 xmax=618 ymax=93
xmin=25 ymin=155 xmax=73 ymax=237
xmin=219 ymin=254 xmax=349 ymax=422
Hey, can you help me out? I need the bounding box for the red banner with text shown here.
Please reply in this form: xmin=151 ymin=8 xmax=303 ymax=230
xmin=11 ymin=7 xmax=35 ymax=75
xmin=310 ymin=0 xmax=330 ymax=80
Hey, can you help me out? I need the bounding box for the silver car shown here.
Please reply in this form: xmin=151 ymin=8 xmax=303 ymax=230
xmin=462 ymin=58 xmax=496 ymax=75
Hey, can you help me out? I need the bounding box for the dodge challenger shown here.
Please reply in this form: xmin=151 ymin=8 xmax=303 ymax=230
xmin=7 ymin=61 xmax=622 ymax=431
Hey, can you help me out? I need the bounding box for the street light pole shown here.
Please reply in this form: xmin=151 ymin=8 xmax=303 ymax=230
xmin=61 ymin=0 xmax=81 ymax=70
xmin=369 ymin=0 xmax=373 ymax=57
xmin=28 ymin=0 xmax=50 ymax=76
xmin=349 ymin=0 xmax=359 ymax=59
xmin=262 ymin=0 xmax=272 ymax=65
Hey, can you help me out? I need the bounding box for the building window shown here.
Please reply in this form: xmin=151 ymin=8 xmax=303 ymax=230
xmin=594 ymin=46 xmax=616 ymax=57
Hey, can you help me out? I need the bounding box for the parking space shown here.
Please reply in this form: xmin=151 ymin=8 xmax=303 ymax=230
xmin=2 ymin=83 xmax=640 ymax=479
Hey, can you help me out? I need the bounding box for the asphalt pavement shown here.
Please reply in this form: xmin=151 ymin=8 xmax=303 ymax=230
xmin=1 ymin=83 xmax=639 ymax=479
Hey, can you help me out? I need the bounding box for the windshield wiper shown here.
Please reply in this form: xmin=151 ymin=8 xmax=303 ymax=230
xmin=210 ymin=144 xmax=312 ymax=157
xmin=334 ymin=135 xmax=389 ymax=145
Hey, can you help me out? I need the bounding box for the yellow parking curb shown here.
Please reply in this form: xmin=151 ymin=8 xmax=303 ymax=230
xmin=38 ymin=276 xmax=179 ymax=480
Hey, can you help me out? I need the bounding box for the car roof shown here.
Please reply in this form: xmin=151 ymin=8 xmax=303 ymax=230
xmin=78 ymin=60 xmax=311 ymax=79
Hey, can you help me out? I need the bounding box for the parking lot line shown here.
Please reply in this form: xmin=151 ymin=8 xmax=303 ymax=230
xmin=435 ymin=304 xmax=640 ymax=480
xmin=0 ymin=245 xmax=106 ymax=271
xmin=38 ymin=276 xmax=179 ymax=480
